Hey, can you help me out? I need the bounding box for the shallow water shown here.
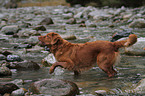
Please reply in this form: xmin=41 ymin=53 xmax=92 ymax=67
xmin=0 ymin=6 xmax=145 ymax=95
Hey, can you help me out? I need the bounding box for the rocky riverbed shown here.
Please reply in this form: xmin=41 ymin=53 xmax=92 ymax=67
xmin=0 ymin=5 xmax=145 ymax=95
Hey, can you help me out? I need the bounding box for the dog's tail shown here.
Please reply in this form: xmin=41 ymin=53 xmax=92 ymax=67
xmin=113 ymin=34 xmax=137 ymax=51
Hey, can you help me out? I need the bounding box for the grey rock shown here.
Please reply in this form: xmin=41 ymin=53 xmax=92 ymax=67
xmin=1 ymin=25 xmax=20 ymax=35
xmin=11 ymin=88 xmax=27 ymax=96
xmin=26 ymin=36 xmax=39 ymax=45
xmin=9 ymin=60 xmax=40 ymax=71
xmin=0 ymin=21 xmax=7 ymax=29
xmin=7 ymin=55 xmax=22 ymax=62
xmin=125 ymin=79 xmax=145 ymax=94
xmin=17 ymin=29 xmax=40 ymax=37
xmin=39 ymin=17 xmax=54 ymax=25
xmin=29 ymin=79 xmax=79 ymax=96
xmin=0 ymin=66 xmax=12 ymax=76
xmin=63 ymin=13 xmax=73 ymax=19
xmin=0 ymin=83 xmax=19 ymax=95
xmin=41 ymin=53 xmax=56 ymax=67
xmin=129 ymin=19 xmax=145 ymax=28
xmin=0 ymin=54 xmax=6 ymax=60
xmin=33 ymin=25 xmax=46 ymax=31
xmin=66 ymin=18 xmax=76 ymax=24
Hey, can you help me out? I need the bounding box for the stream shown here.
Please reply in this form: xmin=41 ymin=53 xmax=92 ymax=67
xmin=0 ymin=5 xmax=145 ymax=95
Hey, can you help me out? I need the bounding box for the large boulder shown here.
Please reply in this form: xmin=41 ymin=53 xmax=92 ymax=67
xmin=29 ymin=79 xmax=79 ymax=96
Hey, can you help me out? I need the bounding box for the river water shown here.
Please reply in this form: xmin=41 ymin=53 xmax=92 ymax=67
xmin=0 ymin=5 xmax=145 ymax=95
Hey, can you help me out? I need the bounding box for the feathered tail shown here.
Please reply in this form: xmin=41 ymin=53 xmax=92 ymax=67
xmin=113 ymin=34 xmax=137 ymax=51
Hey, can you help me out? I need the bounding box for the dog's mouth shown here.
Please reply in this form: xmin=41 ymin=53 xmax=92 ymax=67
xmin=45 ymin=46 xmax=50 ymax=52
xmin=39 ymin=41 xmax=51 ymax=52
xmin=39 ymin=41 xmax=46 ymax=46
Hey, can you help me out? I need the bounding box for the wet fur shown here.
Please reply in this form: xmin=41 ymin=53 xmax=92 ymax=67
xmin=38 ymin=32 xmax=137 ymax=77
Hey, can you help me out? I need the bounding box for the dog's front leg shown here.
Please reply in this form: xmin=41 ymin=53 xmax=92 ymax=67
xmin=49 ymin=62 xmax=67 ymax=74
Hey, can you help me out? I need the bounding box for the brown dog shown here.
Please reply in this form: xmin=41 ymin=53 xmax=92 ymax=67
xmin=38 ymin=32 xmax=137 ymax=77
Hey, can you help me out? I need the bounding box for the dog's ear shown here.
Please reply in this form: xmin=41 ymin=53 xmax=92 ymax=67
xmin=51 ymin=37 xmax=61 ymax=45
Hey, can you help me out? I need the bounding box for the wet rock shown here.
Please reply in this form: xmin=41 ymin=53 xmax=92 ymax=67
xmin=0 ymin=60 xmax=7 ymax=64
xmin=77 ymin=19 xmax=86 ymax=24
xmin=11 ymin=79 xmax=24 ymax=86
xmin=0 ymin=83 xmax=19 ymax=95
xmin=0 ymin=62 xmax=10 ymax=67
xmin=1 ymin=25 xmax=20 ymax=35
xmin=6 ymin=55 xmax=22 ymax=62
xmin=123 ymin=14 xmax=132 ymax=20
xmin=26 ymin=45 xmax=44 ymax=53
xmin=85 ymin=21 xmax=97 ymax=27
xmin=11 ymin=88 xmax=27 ymax=96
xmin=39 ymin=17 xmax=54 ymax=25
xmin=63 ymin=35 xmax=77 ymax=40
xmin=9 ymin=60 xmax=40 ymax=71
xmin=125 ymin=79 xmax=145 ymax=94
xmin=0 ymin=54 xmax=6 ymax=60
xmin=25 ymin=36 xmax=39 ymax=45
xmin=74 ymin=12 xmax=83 ymax=19
xmin=125 ymin=37 xmax=145 ymax=56
xmin=111 ymin=30 xmax=133 ymax=42
xmin=79 ymin=23 xmax=86 ymax=27
xmin=129 ymin=19 xmax=145 ymax=28
xmin=133 ymin=79 xmax=145 ymax=93
xmin=1 ymin=51 xmax=12 ymax=56
xmin=0 ymin=66 xmax=12 ymax=76
xmin=88 ymin=10 xmax=109 ymax=20
xmin=14 ymin=44 xmax=32 ymax=49
xmin=19 ymin=22 xmax=31 ymax=28
xmin=13 ymin=33 xmax=19 ymax=38
xmin=63 ymin=13 xmax=73 ymax=19
xmin=29 ymin=79 xmax=79 ymax=96
xmin=17 ymin=29 xmax=40 ymax=37
xmin=66 ymin=18 xmax=76 ymax=24
xmin=33 ymin=25 xmax=46 ymax=31
xmin=41 ymin=54 xmax=56 ymax=67
xmin=0 ymin=21 xmax=7 ymax=29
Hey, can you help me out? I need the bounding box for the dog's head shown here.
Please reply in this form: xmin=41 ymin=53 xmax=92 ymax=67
xmin=38 ymin=32 xmax=63 ymax=47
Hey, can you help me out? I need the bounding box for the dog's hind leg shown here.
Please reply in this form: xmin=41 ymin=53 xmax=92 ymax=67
xmin=97 ymin=52 xmax=117 ymax=77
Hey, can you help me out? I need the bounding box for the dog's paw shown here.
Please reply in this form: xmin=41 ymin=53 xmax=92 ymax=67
xmin=49 ymin=66 xmax=54 ymax=74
